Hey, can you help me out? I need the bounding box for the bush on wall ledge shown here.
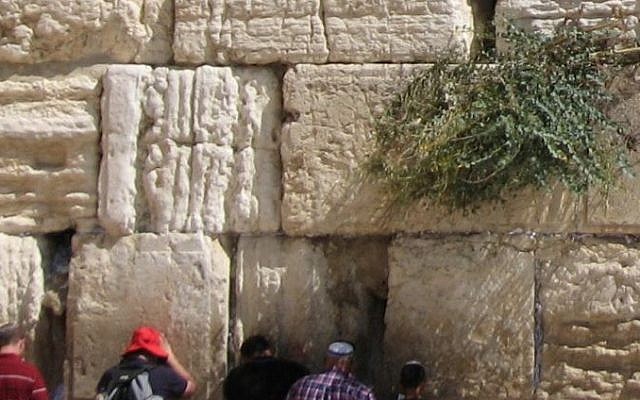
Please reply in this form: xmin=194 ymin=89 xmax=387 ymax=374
xmin=367 ymin=19 xmax=639 ymax=213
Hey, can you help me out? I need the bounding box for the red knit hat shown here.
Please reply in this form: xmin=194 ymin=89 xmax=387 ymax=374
xmin=123 ymin=326 xmax=169 ymax=359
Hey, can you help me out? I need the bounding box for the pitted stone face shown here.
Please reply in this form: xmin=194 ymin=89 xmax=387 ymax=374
xmin=98 ymin=65 xmax=281 ymax=236
xmin=0 ymin=0 xmax=172 ymax=64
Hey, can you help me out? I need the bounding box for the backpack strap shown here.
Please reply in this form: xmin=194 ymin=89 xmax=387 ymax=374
xmin=104 ymin=366 xmax=153 ymax=400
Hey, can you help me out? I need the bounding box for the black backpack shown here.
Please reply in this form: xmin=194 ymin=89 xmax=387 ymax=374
xmin=103 ymin=366 xmax=162 ymax=400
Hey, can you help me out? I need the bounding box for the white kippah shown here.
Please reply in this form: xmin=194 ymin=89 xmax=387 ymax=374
xmin=327 ymin=341 xmax=354 ymax=356
xmin=403 ymin=360 xmax=423 ymax=366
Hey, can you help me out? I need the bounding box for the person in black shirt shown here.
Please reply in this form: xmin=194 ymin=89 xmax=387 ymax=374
xmin=223 ymin=335 xmax=309 ymax=400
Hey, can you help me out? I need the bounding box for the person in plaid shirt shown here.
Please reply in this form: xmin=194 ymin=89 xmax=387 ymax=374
xmin=286 ymin=341 xmax=376 ymax=400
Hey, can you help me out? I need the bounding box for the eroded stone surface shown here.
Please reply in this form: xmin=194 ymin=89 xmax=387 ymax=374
xmin=174 ymin=0 xmax=329 ymax=64
xmin=234 ymin=235 xmax=387 ymax=380
xmin=385 ymin=235 xmax=534 ymax=399
xmin=496 ymin=0 xmax=639 ymax=40
xmin=324 ymin=0 xmax=473 ymax=62
xmin=0 ymin=0 xmax=172 ymax=64
xmin=536 ymin=239 xmax=640 ymax=399
xmin=99 ymin=65 xmax=281 ymax=236
xmin=0 ymin=68 xmax=101 ymax=234
xmin=282 ymin=64 xmax=582 ymax=236
xmin=67 ymin=233 xmax=229 ymax=400
xmin=0 ymin=233 xmax=43 ymax=334
xmin=174 ymin=0 xmax=473 ymax=64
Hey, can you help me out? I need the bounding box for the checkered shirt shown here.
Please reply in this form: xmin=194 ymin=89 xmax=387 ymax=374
xmin=286 ymin=367 xmax=376 ymax=400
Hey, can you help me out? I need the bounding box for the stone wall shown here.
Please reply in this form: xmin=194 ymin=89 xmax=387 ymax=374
xmin=1 ymin=1 xmax=640 ymax=400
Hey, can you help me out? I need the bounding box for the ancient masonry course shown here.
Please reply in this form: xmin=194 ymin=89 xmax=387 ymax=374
xmin=2 ymin=1 xmax=640 ymax=400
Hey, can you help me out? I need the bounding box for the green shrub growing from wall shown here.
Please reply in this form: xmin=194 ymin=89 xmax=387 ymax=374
xmin=367 ymin=21 xmax=637 ymax=213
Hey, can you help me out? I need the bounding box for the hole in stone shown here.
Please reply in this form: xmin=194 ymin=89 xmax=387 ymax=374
xmin=469 ymin=0 xmax=497 ymax=59
xmin=33 ymin=229 xmax=74 ymax=397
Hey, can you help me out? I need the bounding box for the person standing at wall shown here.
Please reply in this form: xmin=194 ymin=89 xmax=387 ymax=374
xmin=395 ymin=361 xmax=427 ymax=400
xmin=286 ymin=341 xmax=376 ymax=400
xmin=224 ymin=334 xmax=309 ymax=400
xmin=0 ymin=322 xmax=49 ymax=400
xmin=96 ymin=326 xmax=196 ymax=400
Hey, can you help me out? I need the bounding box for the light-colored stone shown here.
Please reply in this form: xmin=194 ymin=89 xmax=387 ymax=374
xmin=0 ymin=68 xmax=101 ymax=234
xmin=234 ymin=235 xmax=387 ymax=378
xmin=384 ymin=235 xmax=534 ymax=399
xmin=0 ymin=0 xmax=172 ymax=64
xmin=174 ymin=0 xmax=329 ymax=64
xmin=0 ymin=233 xmax=43 ymax=334
xmin=324 ymin=0 xmax=474 ymax=62
xmin=67 ymin=233 xmax=229 ymax=400
xmin=495 ymin=0 xmax=639 ymax=40
xmin=537 ymin=239 xmax=640 ymax=399
xmin=282 ymin=64 xmax=582 ymax=236
xmin=99 ymin=65 xmax=281 ymax=235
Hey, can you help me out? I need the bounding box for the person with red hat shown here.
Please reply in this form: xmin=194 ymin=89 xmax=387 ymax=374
xmin=96 ymin=326 xmax=196 ymax=400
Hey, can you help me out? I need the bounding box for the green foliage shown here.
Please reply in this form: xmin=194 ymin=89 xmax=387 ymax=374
xmin=367 ymin=23 xmax=636 ymax=212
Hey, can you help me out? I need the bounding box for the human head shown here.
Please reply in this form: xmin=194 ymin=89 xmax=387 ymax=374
xmin=0 ymin=323 xmax=26 ymax=355
xmin=122 ymin=326 xmax=168 ymax=360
xmin=399 ymin=361 xmax=427 ymax=398
xmin=325 ymin=341 xmax=355 ymax=373
xmin=240 ymin=335 xmax=274 ymax=362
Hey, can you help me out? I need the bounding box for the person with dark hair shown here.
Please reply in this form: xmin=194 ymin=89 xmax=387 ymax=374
xmin=0 ymin=322 xmax=48 ymax=400
xmin=396 ymin=361 xmax=427 ymax=400
xmin=286 ymin=341 xmax=376 ymax=400
xmin=96 ymin=326 xmax=196 ymax=400
xmin=239 ymin=334 xmax=273 ymax=363
xmin=224 ymin=335 xmax=309 ymax=400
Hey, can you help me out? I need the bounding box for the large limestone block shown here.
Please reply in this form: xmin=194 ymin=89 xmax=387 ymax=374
xmin=99 ymin=65 xmax=281 ymax=236
xmin=384 ymin=235 xmax=535 ymax=399
xmin=67 ymin=233 xmax=229 ymax=400
xmin=282 ymin=64 xmax=582 ymax=236
xmin=0 ymin=233 xmax=44 ymax=333
xmin=0 ymin=0 xmax=172 ymax=64
xmin=324 ymin=0 xmax=474 ymax=62
xmin=0 ymin=68 xmax=101 ymax=234
xmin=536 ymin=239 xmax=640 ymax=399
xmin=174 ymin=0 xmax=329 ymax=64
xmin=234 ymin=235 xmax=388 ymax=380
xmin=495 ymin=0 xmax=639 ymax=37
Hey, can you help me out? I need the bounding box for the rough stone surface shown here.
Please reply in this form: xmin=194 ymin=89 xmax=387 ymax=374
xmin=282 ymin=64 xmax=582 ymax=236
xmin=385 ymin=235 xmax=534 ymax=399
xmin=67 ymin=233 xmax=229 ymax=400
xmin=174 ymin=0 xmax=473 ymax=64
xmin=324 ymin=0 xmax=474 ymax=62
xmin=536 ymin=239 xmax=640 ymax=399
xmin=234 ymin=235 xmax=387 ymax=381
xmin=99 ymin=65 xmax=281 ymax=236
xmin=0 ymin=233 xmax=43 ymax=334
xmin=495 ymin=0 xmax=639 ymax=41
xmin=0 ymin=0 xmax=172 ymax=64
xmin=0 ymin=68 xmax=101 ymax=234
xmin=174 ymin=0 xmax=329 ymax=64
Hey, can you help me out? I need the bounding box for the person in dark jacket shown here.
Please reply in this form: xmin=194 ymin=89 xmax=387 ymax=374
xmin=224 ymin=335 xmax=309 ymax=400
xmin=96 ymin=326 xmax=196 ymax=400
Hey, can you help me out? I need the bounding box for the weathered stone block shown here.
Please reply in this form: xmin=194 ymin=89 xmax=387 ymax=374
xmin=495 ymin=0 xmax=639 ymax=38
xmin=0 ymin=68 xmax=101 ymax=234
xmin=234 ymin=235 xmax=388 ymax=379
xmin=384 ymin=235 xmax=534 ymax=399
xmin=282 ymin=64 xmax=582 ymax=236
xmin=67 ymin=233 xmax=229 ymax=400
xmin=0 ymin=0 xmax=172 ymax=64
xmin=324 ymin=0 xmax=473 ymax=62
xmin=0 ymin=233 xmax=43 ymax=333
xmin=174 ymin=0 xmax=329 ymax=64
xmin=537 ymin=239 xmax=640 ymax=399
xmin=99 ymin=65 xmax=281 ymax=236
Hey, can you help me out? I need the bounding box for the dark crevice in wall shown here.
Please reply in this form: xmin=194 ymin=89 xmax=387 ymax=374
xmin=34 ymin=229 xmax=74 ymax=395
xmin=469 ymin=0 xmax=497 ymax=59
xmin=533 ymin=259 xmax=544 ymax=393
xmin=221 ymin=234 xmax=240 ymax=371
